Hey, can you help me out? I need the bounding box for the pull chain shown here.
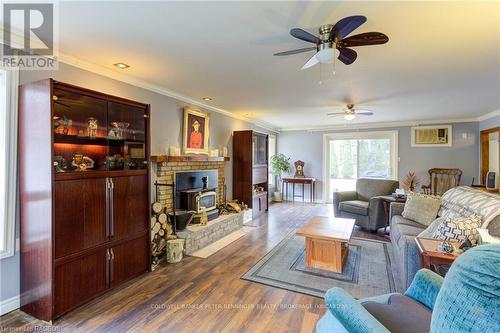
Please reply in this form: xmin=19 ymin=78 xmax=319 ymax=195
xmin=319 ymin=63 xmax=323 ymax=85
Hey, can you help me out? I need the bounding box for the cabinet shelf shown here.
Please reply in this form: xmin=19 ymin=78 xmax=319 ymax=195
xmin=54 ymin=134 xmax=144 ymax=147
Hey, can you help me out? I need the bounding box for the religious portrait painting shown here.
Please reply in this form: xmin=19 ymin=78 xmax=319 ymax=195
xmin=183 ymin=108 xmax=210 ymax=155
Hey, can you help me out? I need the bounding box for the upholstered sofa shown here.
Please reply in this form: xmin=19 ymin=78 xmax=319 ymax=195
xmin=333 ymin=178 xmax=399 ymax=231
xmin=316 ymin=244 xmax=500 ymax=333
xmin=390 ymin=186 xmax=500 ymax=290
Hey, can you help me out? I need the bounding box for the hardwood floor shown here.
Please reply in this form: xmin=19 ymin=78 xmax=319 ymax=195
xmin=1 ymin=202 xmax=387 ymax=333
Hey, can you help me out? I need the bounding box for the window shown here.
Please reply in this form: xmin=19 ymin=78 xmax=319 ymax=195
xmin=268 ymin=135 xmax=276 ymax=185
xmin=323 ymin=131 xmax=398 ymax=202
xmin=0 ymin=68 xmax=18 ymax=258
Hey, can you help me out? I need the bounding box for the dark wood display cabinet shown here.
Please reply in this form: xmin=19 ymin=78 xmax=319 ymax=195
xmin=19 ymin=79 xmax=151 ymax=322
xmin=233 ymin=130 xmax=269 ymax=218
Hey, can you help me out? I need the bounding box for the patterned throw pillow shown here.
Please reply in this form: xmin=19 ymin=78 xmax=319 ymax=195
xmin=432 ymin=215 xmax=482 ymax=245
xmin=402 ymin=192 xmax=441 ymax=226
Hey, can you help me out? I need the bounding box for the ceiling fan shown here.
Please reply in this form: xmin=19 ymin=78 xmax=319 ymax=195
xmin=274 ymin=15 xmax=388 ymax=69
xmin=327 ymin=104 xmax=374 ymax=121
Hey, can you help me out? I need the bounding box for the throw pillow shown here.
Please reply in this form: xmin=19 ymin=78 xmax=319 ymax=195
xmin=432 ymin=215 xmax=482 ymax=245
xmin=418 ymin=217 xmax=446 ymax=238
xmin=402 ymin=192 xmax=441 ymax=226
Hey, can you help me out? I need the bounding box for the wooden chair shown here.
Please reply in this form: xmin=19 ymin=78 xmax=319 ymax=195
xmin=421 ymin=168 xmax=463 ymax=196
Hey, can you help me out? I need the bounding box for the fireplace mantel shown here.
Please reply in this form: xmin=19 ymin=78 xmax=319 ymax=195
xmin=151 ymin=155 xmax=230 ymax=163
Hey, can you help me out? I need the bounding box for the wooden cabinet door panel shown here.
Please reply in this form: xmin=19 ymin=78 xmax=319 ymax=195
xmin=55 ymin=178 xmax=107 ymax=258
xmin=110 ymin=235 xmax=148 ymax=287
xmin=111 ymin=175 xmax=148 ymax=240
xmin=252 ymin=192 xmax=267 ymax=217
xmin=54 ymin=249 xmax=108 ymax=317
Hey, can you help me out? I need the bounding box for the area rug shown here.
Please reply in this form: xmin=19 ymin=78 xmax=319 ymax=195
xmin=188 ymin=227 xmax=253 ymax=258
xmin=241 ymin=235 xmax=403 ymax=298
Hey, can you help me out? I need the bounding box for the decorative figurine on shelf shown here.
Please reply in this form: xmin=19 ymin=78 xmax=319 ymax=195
xmin=53 ymin=156 xmax=66 ymax=173
xmin=106 ymin=154 xmax=124 ymax=170
xmin=294 ymin=160 xmax=305 ymax=177
xmin=54 ymin=115 xmax=72 ymax=135
xmin=109 ymin=122 xmax=130 ymax=140
xmin=87 ymin=117 xmax=98 ymax=138
xmin=71 ymin=154 xmax=95 ymax=171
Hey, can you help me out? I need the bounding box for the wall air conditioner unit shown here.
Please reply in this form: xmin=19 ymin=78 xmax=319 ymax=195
xmin=411 ymin=125 xmax=452 ymax=147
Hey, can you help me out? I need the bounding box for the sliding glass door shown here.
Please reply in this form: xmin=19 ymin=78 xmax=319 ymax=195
xmin=324 ymin=131 xmax=398 ymax=202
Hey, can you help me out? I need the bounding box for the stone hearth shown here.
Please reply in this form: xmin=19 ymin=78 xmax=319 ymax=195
xmin=177 ymin=212 xmax=243 ymax=255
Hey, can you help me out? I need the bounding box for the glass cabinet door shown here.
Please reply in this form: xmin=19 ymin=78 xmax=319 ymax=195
xmin=52 ymin=88 xmax=108 ymax=172
xmin=107 ymin=101 xmax=147 ymax=170
xmin=253 ymin=134 xmax=267 ymax=166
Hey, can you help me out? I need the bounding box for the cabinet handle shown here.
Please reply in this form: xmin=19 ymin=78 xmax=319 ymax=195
xmin=106 ymin=249 xmax=111 ymax=287
xmin=110 ymin=248 xmax=114 ymax=283
xmin=258 ymin=197 xmax=261 ymax=211
xmin=105 ymin=178 xmax=110 ymax=239
xmin=109 ymin=178 xmax=114 ymax=238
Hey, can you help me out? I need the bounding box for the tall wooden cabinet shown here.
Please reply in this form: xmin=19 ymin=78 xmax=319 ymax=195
xmin=19 ymin=79 xmax=151 ymax=321
xmin=233 ymin=130 xmax=269 ymax=217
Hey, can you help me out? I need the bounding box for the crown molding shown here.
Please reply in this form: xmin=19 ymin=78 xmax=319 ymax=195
xmin=477 ymin=109 xmax=500 ymax=122
xmin=279 ymin=117 xmax=480 ymax=132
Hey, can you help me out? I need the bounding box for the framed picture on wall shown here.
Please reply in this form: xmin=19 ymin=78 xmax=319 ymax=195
xmin=183 ymin=108 xmax=210 ymax=154
xmin=411 ymin=125 xmax=452 ymax=147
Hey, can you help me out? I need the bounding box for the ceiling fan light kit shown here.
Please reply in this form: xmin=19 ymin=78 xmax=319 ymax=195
xmin=344 ymin=113 xmax=356 ymax=121
xmin=316 ymin=43 xmax=336 ymax=64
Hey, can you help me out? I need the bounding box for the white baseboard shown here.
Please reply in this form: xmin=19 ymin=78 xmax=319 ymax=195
xmin=0 ymin=295 xmax=20 ymax=316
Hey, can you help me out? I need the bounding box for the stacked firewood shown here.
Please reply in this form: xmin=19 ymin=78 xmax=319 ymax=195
xmin=151 ymin=201 xmax=176 ymax=268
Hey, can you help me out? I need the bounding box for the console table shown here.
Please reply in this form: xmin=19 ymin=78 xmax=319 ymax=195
xmin=282 ymin=177 xmax=316 ymax=202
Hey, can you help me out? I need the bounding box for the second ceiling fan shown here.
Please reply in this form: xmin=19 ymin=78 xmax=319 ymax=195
xmin=274 ymin=15 xmax=388 ymax=69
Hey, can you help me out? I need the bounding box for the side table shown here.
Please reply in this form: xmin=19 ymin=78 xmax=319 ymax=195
xmin=415 ymin=237 xmax=461 ymax=274
xmin=379 ymin=195 xmax=407 ymax=234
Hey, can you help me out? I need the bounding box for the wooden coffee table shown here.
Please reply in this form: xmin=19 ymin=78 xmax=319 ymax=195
xmin=296 ymin=216 xmax=355 ymax=273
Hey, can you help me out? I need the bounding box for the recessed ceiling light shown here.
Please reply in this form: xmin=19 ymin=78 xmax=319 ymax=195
xmin=202 ymin=97 xmax=213 ymax=101
xmin=114 ymin=62 xmax=130 ymax=69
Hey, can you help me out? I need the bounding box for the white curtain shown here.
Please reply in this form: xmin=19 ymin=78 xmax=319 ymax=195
xmin=0 ymin=68 xmax=19 ymax=259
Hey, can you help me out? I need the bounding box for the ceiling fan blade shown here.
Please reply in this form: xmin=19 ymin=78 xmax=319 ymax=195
xmin=339 ymin=32 xmax=389 ymax=47
xmin=330 ymin=15 xmax=367 ymax=40
xmin=337 ymin=47 xmax=357 ymax=65
xmin=301 ymin=52 xmax=319 ymax=69
xmin=355 ymin=111 xmax=374 ymax=116
xmin=274 ymin=47 xmax=316 ymax=56
xmin=290 ymin=28 xmax=320 ymax=44
xmin=327 ymin=113 xmax=345 ymax=117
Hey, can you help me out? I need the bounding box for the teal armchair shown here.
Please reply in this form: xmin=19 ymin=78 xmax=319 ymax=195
xmin=316 ymin=244 xmax=500 ymax=333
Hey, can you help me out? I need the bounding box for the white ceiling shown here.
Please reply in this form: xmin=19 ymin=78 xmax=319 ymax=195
xmin=56 ymin=1 xmax=500 ymax=130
